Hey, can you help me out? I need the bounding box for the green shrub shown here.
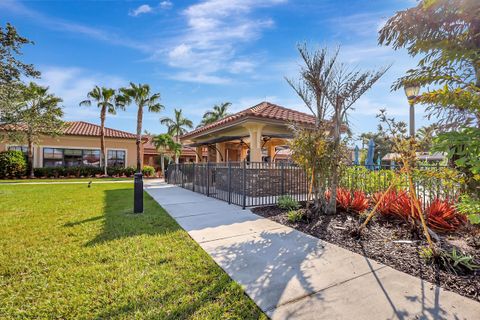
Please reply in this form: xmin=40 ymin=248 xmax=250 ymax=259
xmin=124 ymin=166 xmax=136 ymax=177
xmin=33 ymin=166 xmax=103 ymax=178
xmin=278 ymin=195 xmax=300 ymax=211
xmin=0 ymin=151 xmax=27 ymax=178
xmin=287 ymin=210 xmax=303 ymax=223
xmin=142 ymin=165 xmax=155 ymax=177
xmin=456 ymin=194 xmax=480 ymax=225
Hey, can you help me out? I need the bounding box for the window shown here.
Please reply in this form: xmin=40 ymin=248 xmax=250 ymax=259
xmin=64 ymin=149 xmax=83 ymax=167
xmin=107 ymin=150 xmax=126 ymax=167
xmin=43 ymin=148 xmax=64 ymax=167
xmin=8 ymin=146 xmax=28 ymax=154
xmin=83 ymin=150 xmax=100 ymax=166
xmin=43 ymin=148 xmax=102 ymax=167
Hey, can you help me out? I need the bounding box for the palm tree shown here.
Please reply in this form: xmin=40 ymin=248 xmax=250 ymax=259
xmin=80 ymin=86 xmax=123 ymax=175
xmin=160 ymin=108 xmax=193 ymax=142
xmin=152 ymin=133 xmax=181 ymax=173
xmin=199 ymin=102 xmax=231 ymax=127
xmin=120 ymin=83 xmax=164 ymax=172
xmin=15 ymin=82 xmax=64 ymax=178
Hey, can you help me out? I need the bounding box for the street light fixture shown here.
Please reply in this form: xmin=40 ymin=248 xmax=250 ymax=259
xmin=404 ymin=83 xmax=420 ymax=138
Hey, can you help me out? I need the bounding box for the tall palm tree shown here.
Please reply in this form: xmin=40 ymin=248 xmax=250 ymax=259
xmin=199 ymin=102 xmax=231 ymax=127
xmin=152 ymin=133 xmax=181 ymax=173
xmin=15 ymin=82 xmax=64 ymax=178
xmin=80 ymin=86 xmax=123 ymax=175
xmin=160 ymin=108 xmax=193 ymax=141
xmin=120 ymin=83 xmax=164 ymax=172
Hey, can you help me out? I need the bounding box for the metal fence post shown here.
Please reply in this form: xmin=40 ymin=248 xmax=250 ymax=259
xmin=280 ymin=161 xmax=285 ymax=195
xmin=242 ymin=160 xmax=246 ymax=209
xmin=206 ymin=162 xmax=210 ymax=197
xmin=181 ymin=164 xmax=185 ymax=189
xmin=192 ymin=162 xmax=196 ymax=192
xmin=228 ymin=161 xmax=232 ymax=205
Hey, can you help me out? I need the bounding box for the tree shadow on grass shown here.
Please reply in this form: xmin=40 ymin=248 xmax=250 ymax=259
xmin=63 ymin=188 xmax=180 ymax=246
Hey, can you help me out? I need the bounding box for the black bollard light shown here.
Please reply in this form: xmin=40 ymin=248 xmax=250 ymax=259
xmin=134 ymin=172 xmax=144 ymax=213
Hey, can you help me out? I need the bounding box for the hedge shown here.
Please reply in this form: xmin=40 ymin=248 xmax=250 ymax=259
xmin=0 ymin=151 xmax=27 ymax=178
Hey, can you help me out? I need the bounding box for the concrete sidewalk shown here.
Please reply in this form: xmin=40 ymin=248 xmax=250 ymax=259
xmin=145 ymin=181 xmax=479 ymax=320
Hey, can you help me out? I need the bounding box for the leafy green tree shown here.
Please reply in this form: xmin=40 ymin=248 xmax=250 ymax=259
xmin=379 ymin=0 xmax=480 ymax=196
xmin=379 ymin=0 xmax=480 ymax=128
xmin=416 ymin=123 xmax=438 ymax=152
xmin=160 ymin=109 xmax=193 ymax=142
xmin=80 ymin=86 xmax=124 ymax=175
xmin=120 ymin=83 xmax=164 ymax=173
xmin=198 ymin=102 xmax=231 ymax=127
xmin=0 ymin=23 xmax=40 ymax=118
xmin=152 ymin=133 xmax=181 ymax=171
xmin=6 ymin=83 xmax=64 ymax=177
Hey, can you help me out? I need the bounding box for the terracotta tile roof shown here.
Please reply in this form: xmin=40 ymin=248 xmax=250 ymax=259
xmin=182 ymin=101 xmax=316 ymax=139
xmin=0 ymin=121 xmax=137 ymax=139
xmin=143 ymin=135 xmax=207 ymax=156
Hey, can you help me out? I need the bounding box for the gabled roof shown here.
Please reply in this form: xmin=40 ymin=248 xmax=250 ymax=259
xmin=182 ymin=101 xmax=316 ymax=139
xmin=0 ymin=121 xmax=137 ymax=139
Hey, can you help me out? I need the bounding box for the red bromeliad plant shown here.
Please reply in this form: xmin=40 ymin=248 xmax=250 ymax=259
xmin=426 ymin=198 xmax=466 ymax=233
xmin=350 ymin=191 xmax=370 ymax=213
xmin=372 ymin=190 xmax=421 ymax=223
xmin=326 ymin=188 xmax=369 ymax=213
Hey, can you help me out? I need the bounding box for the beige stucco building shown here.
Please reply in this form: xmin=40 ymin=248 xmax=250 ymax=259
xmin=0 ymin=121 xmax=140 ymax=168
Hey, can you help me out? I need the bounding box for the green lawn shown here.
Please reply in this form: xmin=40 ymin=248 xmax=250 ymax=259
xmin=0 ymin=183 xmax=266 ymax=319
xmin=0 ymin=177 xmax=133 ymax=183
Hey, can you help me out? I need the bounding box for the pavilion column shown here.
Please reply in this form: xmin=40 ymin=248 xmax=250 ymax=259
xmin=216 ymin=142 xmax=226 ymax=162
xmin=195 ymin=146 xmax=203 ymax=163
xmin=246 ymin=124 xmax=264 ymax=162
xmin=268 ymin=142 xmax=276 ymax=161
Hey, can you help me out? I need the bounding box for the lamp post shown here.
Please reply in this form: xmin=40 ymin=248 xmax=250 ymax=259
xmin=404 ymin=83 xmax=420 ymax=138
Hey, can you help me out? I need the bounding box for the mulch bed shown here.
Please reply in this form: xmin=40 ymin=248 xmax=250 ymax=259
xmin=252 ymin=205 xmax=480 ymax=302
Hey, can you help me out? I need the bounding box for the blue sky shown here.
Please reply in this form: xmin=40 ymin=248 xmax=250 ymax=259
xmin=1 ymin=0 xmax=431 ymax=140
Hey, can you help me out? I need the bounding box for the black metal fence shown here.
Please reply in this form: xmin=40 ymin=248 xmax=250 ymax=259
xmin=166 ymin=162 xmax=307 ymax=208
xmin=166 ymin=162 xmax=461 ymax=209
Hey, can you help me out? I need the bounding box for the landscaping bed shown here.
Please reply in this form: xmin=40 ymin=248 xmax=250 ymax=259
xmin=252 ymin=204 xmax=480 ymax=302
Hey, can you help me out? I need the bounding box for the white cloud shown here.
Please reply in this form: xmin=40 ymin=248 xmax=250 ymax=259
xmin=129 ymin=4 xmax=153 ymax=17
xmin=159 ymin=0 xmax=286 ymax=84
xmin=36 ymin=66 xmax=128 ymax=121
xmin=160 ymin=1 xmax=173 ymax=9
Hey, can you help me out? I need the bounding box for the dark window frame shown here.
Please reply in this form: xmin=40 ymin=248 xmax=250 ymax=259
xmin=42 ymin=148 xmax=102 ymax=168
xmin=107 ymin=149 xmax=126 ymax=168
xmin=7 ymin=146 xmax=28 ymax=154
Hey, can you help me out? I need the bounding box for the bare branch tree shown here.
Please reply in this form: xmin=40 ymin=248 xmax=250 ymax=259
xmin=324 ymin=63 xmax=390 ymax=214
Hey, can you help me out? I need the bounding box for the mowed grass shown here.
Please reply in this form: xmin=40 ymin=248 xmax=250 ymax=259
xmin=0 ymin=177 xmax=133 ymax=183
xmin=0 ymin=184 xmax=266 ymax=319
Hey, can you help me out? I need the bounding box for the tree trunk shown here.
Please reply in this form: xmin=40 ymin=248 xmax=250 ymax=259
xmin=175 ymin=133 xmax=179 ymax=164
xmin=136 ymin=105 xmax=143 ymax=173
xmin=326 ymin=106 xmax=342 ymax=215
xmin=100 ymin=107 xmax=107 ymax=176
xmin=160 ymin=153 xmax=165 ymax=177
xmin=27 ymin=136 xmax=34 ymax=178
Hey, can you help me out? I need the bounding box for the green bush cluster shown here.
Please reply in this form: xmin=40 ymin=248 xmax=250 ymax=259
xmin=34 ymin=166 xmax=103 ymax=178
xmin=142 ymin=165 xmax=156 ymax=177
xmin=278 ymin=195 xmax=300 ymax=211
xmin=340 ymin=166 xmax=397 ymax=194
xmin=0 ymin=151 xmax=27 ymax=178
xmin=287 ymin=210 xmax=303 ymax=223
xmin=32 ymin=166 xmax=137 ymax=178
xmin=107 ymin=166 xmax=136 ymax=177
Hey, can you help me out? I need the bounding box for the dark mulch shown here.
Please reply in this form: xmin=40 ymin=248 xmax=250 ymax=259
xmin=252 ymin=205 xmax=480 ymax=302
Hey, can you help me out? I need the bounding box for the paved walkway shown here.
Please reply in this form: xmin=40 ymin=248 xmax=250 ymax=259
xmin=145 ymin=181 xmax=479 ymax=320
